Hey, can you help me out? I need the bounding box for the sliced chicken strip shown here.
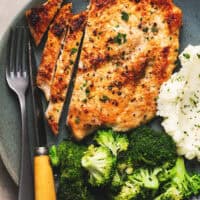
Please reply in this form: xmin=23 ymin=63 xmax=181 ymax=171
xmin=46 ymin=11 xmax=88 ymax=134
xmin=26 ymin=0 xmax=63 ymax=46
xmin=37 ymin=3 xmax=72 ymax=100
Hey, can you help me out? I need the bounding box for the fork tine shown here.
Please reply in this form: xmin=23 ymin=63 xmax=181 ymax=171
xmin=9 ymin=28 xmax=16 ymax=74
xmin=16 ymin=27 xmax=23 ymax=73
xmin=21 ymin=28 xmax=28 ymax=74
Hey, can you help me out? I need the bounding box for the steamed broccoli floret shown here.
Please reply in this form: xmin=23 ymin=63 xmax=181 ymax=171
xmin=109 ymin=157 xmax=134 ymax=195
xmin=128 ymin=168 xmax=161 ymax=190
xmin=117 ymin=153 xmax=134 ymax=176
xmin=95 ymin=129 xmax=129 ymax=156
xmin=81 ymin=144 xmax=116 ymax=187
xmin=112 ymin=167 xmax=161 ymax=200
xmin=112 ymin=171 xmax=123 ymax=188
xmin=154 ymin=186 xmax=182 ymax=200
xmin=50 ymin=141 xmax=92 ymax=200
xmin=128 ymin=126 xmax=177 ymax=167
xmin=109 ymin=154 xmax=134 ymax=194
xmin=58 ymin=177 xmax=94 ymax=200
xmin=49 ymin=145 xmax=60 ymax=167
xmin=109 ymin=170 xmax=124 ymax=193
xmin=114 ymin=181 xmax=141 ymax=200
xmin=156 ymin=157 xmax=200 ymax=199
xmin=56 ymin=140 xmax=86 ymax=180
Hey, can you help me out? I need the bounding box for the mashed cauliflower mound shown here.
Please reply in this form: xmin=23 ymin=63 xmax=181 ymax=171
xmin=157 ymin=45 xmax=200 ymax=160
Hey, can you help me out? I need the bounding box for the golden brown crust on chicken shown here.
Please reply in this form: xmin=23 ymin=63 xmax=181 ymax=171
xmin=45 ymin=12 xmax=88 ymax=134
xmin=26 ymin=0 xmax=63 ymax=46
xmin=67 ymin=0 xmax=182 ymax=140
xmin=36 ymin=3 xmax=72 ymax=100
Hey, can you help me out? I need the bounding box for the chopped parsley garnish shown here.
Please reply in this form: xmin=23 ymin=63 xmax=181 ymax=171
xmin=75 ymin=117 xmax=80 ymax=124
xmin=69 ymin=60 xmax=74 ymax=65
xmin=85 ymin=87 xmax=90 ymax=96
xmin=113 ymin=33 xmax=127 ymax=45
xmin=100 ymin=95 xmax=110 ymax=102
xmin=142 ymin=27 xmax=149 ymax=33
xmin=197 ymin=53 xmax=200 ymax=59
xmin=189 ymin=97 xmax=198 ymax=107
xmin=108 ymin=85 xmax=113 ymax=90
xmin=121 ymin=11 xmax=129 ymax=22
xmin=183 ymin=53 xmax=190 ymax=59
xmin=80 ymin=81 xmax=87 ymax=90
xmin=82 ymin=99 xmax=87 ymax=103
xmin=71 ymin=48 xmax=78 ymax=55
xmin=195 ymin=124 xmax=200 ymax=128
xmin=151 ymin=24 xmax=158 ymax=33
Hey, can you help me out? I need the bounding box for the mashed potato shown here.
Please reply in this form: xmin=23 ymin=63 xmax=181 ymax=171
xmin=157 ymin=45 xmax=200 ymax=160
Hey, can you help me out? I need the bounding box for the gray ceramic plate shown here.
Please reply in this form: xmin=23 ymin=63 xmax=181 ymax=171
xmin=0 ymin=0 xmax=200 ymax=198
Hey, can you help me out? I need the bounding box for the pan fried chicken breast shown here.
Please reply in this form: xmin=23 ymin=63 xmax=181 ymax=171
xmin=46 ymin=12 xmax=88 ymax=134
xmin=67 ymin=0 xmax=182 ymax=140
xmin=37 ymin=3 xmax=72 ymax=100
xmin=26 ymin=0 xmax=63 ymax=46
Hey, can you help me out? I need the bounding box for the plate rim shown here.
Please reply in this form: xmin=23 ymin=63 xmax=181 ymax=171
xmin=0 ymin=0 xmax=31 ymax=185
xmin=1 ymin=0 xmax=200 ymax=190
xmin=0 ymin=141 xmax=18 ymax=184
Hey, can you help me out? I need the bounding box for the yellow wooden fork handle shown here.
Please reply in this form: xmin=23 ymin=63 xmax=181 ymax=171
xmin=34 ymin=148 xmax=56 ymax=200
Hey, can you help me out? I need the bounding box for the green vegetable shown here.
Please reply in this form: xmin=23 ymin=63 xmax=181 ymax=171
xmin=71 ymin=48 xmax=78 ymax=55
xmin=112 ymin=162 xmax=161 ymax=199
xmin=113 ymin=33 xmax=127 ymax=45
xmin=117 ymin=153 xmax=133 ymax=174
xmin=142 ymin=27 xmax=149 ymax=33
xmin=50 ymin=141 xmax=91 ymax=200
xmin=128 ymin=168 xmax=161 ymax=190
xmin=151 ymin=23 xmax=158 ymax=33
xmin=128 ymin=126 xmax=177 ymax=167
xmin=121 ymin=11 xmax=129 ymax=22
xmin=85 ymin=87 xmax=90 ymax=96
xmin=112 ymin=167 xmax=160 ymax=199
xmin=49 ymin=145 xmax=60 ymax=167
xmin=109 ymin=155 xmax=133 ymax=194
xmin=154 ymin=187 xmax=182 ymax=200
xmin=56 ymin=140 xmax=86 ymax=180
xmin=75 ymin=117 xmax=80 ymax=124
xmin=95 ymin=129 xmax=129 ymax=156
xmin=99 ymin=95 xmax=110 ymax=102
xmin=109 ymin=170 xmax=124 ymax=193
xmin=69 ymin=59 xmax=74 ymax=65
xmin=155 ymin=157 xmax=200 ymax=199
xmin=114 ymin=181 xmax=142 ymax=200
xmin=81 ymin=145 xmax=116 ymax=187
xmin=51 ymin=128 xmax=200 ymax=200
xmin=112 ymin=171 xmax=124 ymax=188
xmin=114 ymin=168 xmax=160 ymax=199
xmin=58 ymin=177 xmax=94 ymax=200
xmin=183 ymin=53 xmax=190 ymax=59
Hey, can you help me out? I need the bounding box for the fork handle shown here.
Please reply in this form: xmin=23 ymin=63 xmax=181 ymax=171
xmin=18 ymin=94 xmax=34 ymax=200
